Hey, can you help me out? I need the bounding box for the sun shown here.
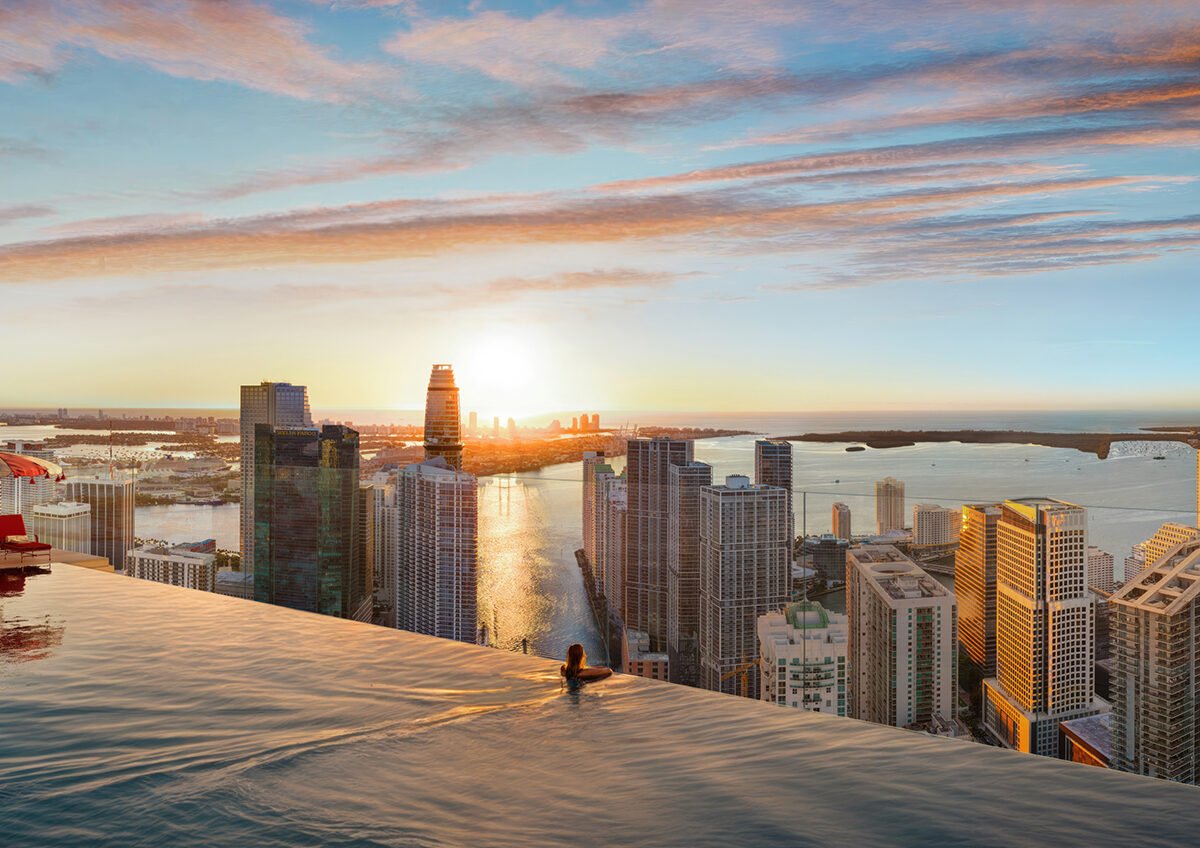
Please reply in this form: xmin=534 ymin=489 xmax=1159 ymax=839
xmin=457 ymin=333 xmax=549 ymax=420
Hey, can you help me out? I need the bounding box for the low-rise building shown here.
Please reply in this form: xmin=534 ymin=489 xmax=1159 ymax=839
xmin=622 ymin=628 xmax=669 ymax=681
xmin=128 ymin=542 xmax=218 ymax=593
xmin=1060 ymin=713 xmax=1112 ymax=769
xmin=216 ymin=569 xmax=254 ymax=599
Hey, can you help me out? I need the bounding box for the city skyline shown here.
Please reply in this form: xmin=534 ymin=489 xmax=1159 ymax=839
xmin=4 ymin=1 xmax=1200 ymax=413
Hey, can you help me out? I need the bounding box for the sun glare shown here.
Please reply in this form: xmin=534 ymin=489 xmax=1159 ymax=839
xmin=457 ymin=333 xmax=550 ymax=420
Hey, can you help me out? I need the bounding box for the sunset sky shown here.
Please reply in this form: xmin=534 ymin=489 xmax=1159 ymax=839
xmin=2 ymin=0 xmax=1198 ymax=417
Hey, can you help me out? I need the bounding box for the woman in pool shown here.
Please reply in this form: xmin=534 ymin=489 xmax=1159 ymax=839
xmin=561 ymin=643 xmax=612 ymax=684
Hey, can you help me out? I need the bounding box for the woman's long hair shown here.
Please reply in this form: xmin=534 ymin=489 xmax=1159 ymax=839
xmin=561 ymin=643 xmax=585 ymax=679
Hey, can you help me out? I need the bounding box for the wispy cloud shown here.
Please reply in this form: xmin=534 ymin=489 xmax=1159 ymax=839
xmin=385 ymin=1 xmax=804 ymax=86
xmin=483 ymin=268 xmax=688 ymax=300
xmin=600 ymin=123 xmax=1200 ymax=191
xmin=0 ymin=0 xmax=384 ymax=101
xmin=0 ymin=204 xmax=54 ymax=225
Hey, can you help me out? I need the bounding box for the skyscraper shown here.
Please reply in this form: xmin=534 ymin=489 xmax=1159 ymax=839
xmin=593 ymin=467 xmax=624 ymax=601
xmin=65 ymin=476 xmax=134 ymax=569
xmin=957 ymin=503 xmax=1001 ymax=676
xmin=582 ymin=452 xmax=608 ymax=568
xmin=754 ymin=439 xmax=793 ymax=539
xmin=467 ymin=410 xmax=478 ymax=436
xmin=240 ymin=381 xmax=312 ymax=576
xmin=253 ymin=425 xmax=370 ymax=621
xmin=847 ymin=546 xmax=957 ymax=728
xmin=667 ymin=460 xmax=712 ymax=686
xmin=831 ymin=502 xmax=852 ymax=541
xmin=361 ymin=478 xmax=392 ymax=625
xmin=1110 ymin=538 xmax=1200 ymax=783
xmin=625 ymin=437 xmax=693 ymax=651
xmin=875 ymin=477 xmax=905 ymax=534
xmin=376 ymin=475 xmax=403 ymax=628
xmin=600 ymin=477 xmax=628 ymax=621
xmin=423 ymin=364 xmax=463 ymax=470
xmin=395 ymin=457 xmax=478 ymax=643
xmin=983 ymin=498 xmax=1100 ymax=756
xmin=589 ymin=461 xmax=616 ymax=596
xmin=698 ymin=475 xmax=790 ymax=698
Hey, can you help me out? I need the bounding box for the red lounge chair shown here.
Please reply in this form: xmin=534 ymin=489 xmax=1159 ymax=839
xmin=0 ymin=514 xmax=52 ymax=563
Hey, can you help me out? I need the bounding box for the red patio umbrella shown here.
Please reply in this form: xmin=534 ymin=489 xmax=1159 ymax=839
xmin=0 ymin=452 xmax=65 ymax=517
xmin=0 ymin=452 xmax=64 ymax=482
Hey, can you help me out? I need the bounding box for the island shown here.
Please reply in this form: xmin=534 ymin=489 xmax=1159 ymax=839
xmin=774 ymin=428 xmax=1200 ymax=459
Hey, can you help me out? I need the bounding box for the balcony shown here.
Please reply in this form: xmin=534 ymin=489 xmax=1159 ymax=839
xmin=2 ymin=563 xmax=1198 ymax=847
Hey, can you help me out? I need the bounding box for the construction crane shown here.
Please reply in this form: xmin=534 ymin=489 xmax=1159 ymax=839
xmin=720 ymin=655 xmax=763 ymax=699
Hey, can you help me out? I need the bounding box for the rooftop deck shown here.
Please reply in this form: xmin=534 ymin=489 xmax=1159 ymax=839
xmin=1 ymin=564 xmax=1197 ymax=846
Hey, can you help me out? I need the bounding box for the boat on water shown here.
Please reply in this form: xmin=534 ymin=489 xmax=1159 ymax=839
xmin=1153 ymin=455 xmax=1166 ymax=460
xmin=845 ymin=445 xmax=866 ymax=452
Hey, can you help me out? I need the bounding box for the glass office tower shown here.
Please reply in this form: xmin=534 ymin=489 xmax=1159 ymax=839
xmin=253 ymin=424 xmax=371 ymax=621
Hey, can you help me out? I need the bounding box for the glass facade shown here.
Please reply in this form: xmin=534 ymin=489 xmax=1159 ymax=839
xmin=253 ymin=424 xmax=369 ymax=620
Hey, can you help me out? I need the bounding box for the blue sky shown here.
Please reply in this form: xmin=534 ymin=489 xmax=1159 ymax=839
xmin=2 ymin=0 xmax=1198 ymax=416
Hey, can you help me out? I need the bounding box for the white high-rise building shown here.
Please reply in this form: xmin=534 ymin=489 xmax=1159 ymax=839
xmin=589 ymin=461 xmax=616 ymax=597
xmin=423 ymin=364 xmax=463 ymax=471
xmin=698 ymin=475 xmax=790 ymax=699
xmin=0 ymin=475 xmax=59 ymax=523
xmin=600 ymin=475 xmax=628 ymax=621
xmin=28 ymin=501 xmax=91 ymax=554
xmin=582 ymin=452 xmax=608 ymax=569
xmin=1124 ymin=542 xmax=1147 ymax=584
xmin=875 ymin=477 xmax=905 ymax=535
xmin=128 ymin=543 xmax=218 ymax=592
xmin=758 ymin=601 xmax=849 ymax=715
xmin=1087 ymin=546 xmax=1115 ymax=594
xmin=983 ymin=498 xmax=1101 ymax=757
xmin=1110 ymin=537 xmax=1200 ymax=783
xmin=239 ymin=381 xmax=311 ymax=575
xmin=831 ymin=503 xmax=852 ymax=541
xmin=65 ymin=476 xmax=135 ymax=569
xmin=395 ymin=457 xmax=478 ymax=644
xmin=592 ymin=470 xmax=628 ymax=604
xmin=847 ymin=545 xmax=956 ymax=728
xmin=912 ymin=503 xmax=960 ymax=546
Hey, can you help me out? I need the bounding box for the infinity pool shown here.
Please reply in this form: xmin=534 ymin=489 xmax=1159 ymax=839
xmin=1 ymin=565 xmax=1196 ymax=846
